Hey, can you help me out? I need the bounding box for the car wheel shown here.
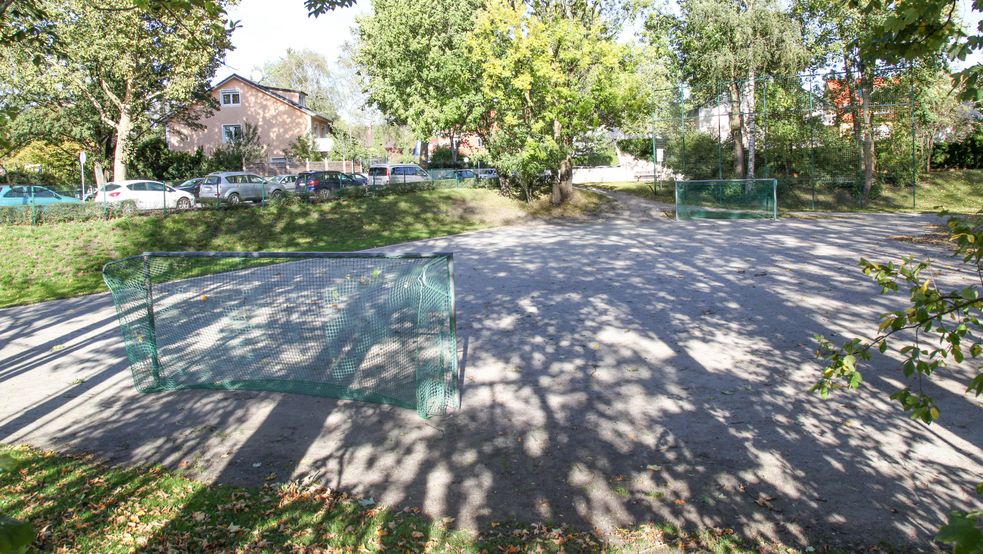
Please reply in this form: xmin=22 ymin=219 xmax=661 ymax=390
xmin=316 ymin=189 xmax=332 ymax=201
xmin=269 ymin=189 xmax=284 ymax=200
xmin=177 ymin=197 xmax=192 ymax=210
xmin=227 ymin=193 xmax=241 ymax=205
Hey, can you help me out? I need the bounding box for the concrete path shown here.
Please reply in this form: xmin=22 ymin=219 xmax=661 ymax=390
xmin=1 ymin=206 xmax=980 ymax=549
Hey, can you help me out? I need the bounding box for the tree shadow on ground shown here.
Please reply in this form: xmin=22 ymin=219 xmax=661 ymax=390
xmin=1 ymin=211 xmax=980 ymax=550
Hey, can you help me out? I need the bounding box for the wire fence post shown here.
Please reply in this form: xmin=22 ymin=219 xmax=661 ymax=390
xmin=910 ymin=67 xmax=918 ymax=210
xmin=678 ymin=83 xmax=686 ymax=178
xmin=30 ymin=185 xmax=37 ymax=225
xmin=162 ymin=186 xmax=167 ymax=216
xmin=808 ymin=75 xmax=817 ymax=211
xmin=716 ymin=80 xmax=723 ymax=180
xmin=651 ymin=111 xmax=659 ymax=193
xmin=762 ymin=77 xmax=769 ymax=180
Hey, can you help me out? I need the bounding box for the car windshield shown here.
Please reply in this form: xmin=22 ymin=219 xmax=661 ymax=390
xmin=368 ymin=167 xmax=387 ymax=176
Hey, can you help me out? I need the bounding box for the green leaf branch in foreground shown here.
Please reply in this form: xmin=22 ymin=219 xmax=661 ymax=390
xmin=813 ymin=211 xmax=982 ymax=551
xmin=814 ymin=212 xmax=982 ymax=423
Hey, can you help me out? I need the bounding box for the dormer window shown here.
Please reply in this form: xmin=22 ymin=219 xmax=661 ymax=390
xmin=221 ymin=89 xmax=241 ymax=106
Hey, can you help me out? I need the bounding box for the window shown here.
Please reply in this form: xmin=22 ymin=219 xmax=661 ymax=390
xmin=221 ymin=89 xmax=241 ymax=106
xmin=31 ymin=187 xmax=55 ymax=198
xmin=368 ymin=167 xmax=387 ymax=177
xmin=4 ymin=187 xmax=26 ymax=198
xmin=392 ymin=166 xmax=408 ymax=176
xmin=145 ymin=182 xmax=166 ymax=192
xmin=129 ymin=183 xmax=147 ymax=192
xmin=247 ymin=175 xmax=266 ymax=184
xmin=222 ymin=124 xmax=242 ymax=144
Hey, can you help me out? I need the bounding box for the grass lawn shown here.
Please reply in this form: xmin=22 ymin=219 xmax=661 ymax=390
xmin=0 ymin=444 xmax=787 ymax=553
xmin=588 ymin=169 xmax=983 ymax=213
xmin=0 ymin=189 xmax=608 ymax=309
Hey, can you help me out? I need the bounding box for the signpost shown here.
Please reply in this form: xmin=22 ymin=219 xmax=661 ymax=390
xmin=79 ymin=152 xmax=87 ymax=199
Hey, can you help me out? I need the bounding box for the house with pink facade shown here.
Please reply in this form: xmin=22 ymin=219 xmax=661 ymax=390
xmin=166 ymin=74 xmax=335 ymax=170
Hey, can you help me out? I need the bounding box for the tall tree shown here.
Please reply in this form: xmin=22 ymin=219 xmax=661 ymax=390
xmin=1 ymin=0 xmax=233 ymax=181
xmin=259 ymin=49 xmax=339 ymax=120
xmin=662 ymin=0 xmax=808 ymax=180
xmin=354 ymin=0 xmax=487 ymax=161
xmin=470 ymin=0 xmax=644 ymax=204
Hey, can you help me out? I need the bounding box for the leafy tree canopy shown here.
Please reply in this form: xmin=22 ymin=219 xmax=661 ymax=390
xmin=259 ymin=49 xmax=339 ymax=121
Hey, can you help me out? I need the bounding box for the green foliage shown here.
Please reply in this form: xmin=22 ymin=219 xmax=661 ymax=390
xmin=216 ymin=122 xmax=265 ymax=171
xmin=814 ymin=211 xmax=982 ymax=420
xmin=844 ymin=0 xmax=983 ymax=101
xmin=0 ymin=0 xmax=234 ymax=180
xmin=2 ymin=140 xmax=89 ymax=188
xmin=0 ymin=454 xmax=32 ymax=554
xmin=286 ymin=134 xmax=321 ymax=162
xmin=814 ymin=211 xmax=983 ymax=549
xmin=354 ymin=0 xmax=485 ymax=140
xmin=470 ymin=0 xmax=644 ymax=201
xmin=0 ymin=200 xmax=138 ymax=226
xmin=259 ymin=49 xmax=339 ymax=120
xmin=428 ymin=146 xmax=461 ymax=167
xmin=936 ymin=509 xmax=983 ymax=554
xmin=934 ymin=127 xmax=983 ymax=170
xmin=128 ymin=136 xmax=214 ymax=181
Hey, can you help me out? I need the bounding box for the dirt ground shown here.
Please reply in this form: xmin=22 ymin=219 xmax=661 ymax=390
xmin=1 ymin=195 xmax=980 ymax=550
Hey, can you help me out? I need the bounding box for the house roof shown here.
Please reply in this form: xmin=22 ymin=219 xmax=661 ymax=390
xmin=213 ymin=73 xmax=334 ymax=125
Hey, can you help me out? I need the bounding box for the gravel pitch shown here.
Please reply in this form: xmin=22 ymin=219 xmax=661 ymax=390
xmin=1 ymin=200 xmax=980 ymax=549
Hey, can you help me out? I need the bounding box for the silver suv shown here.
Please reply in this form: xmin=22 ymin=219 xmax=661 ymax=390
xmin=199 ymin=171 xmax=286 ymax=205
xmin=368 ymin=163 xmax=431 ymax=186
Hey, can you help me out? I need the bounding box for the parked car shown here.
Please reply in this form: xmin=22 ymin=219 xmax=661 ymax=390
xmin=198 ymin=171 xmax=287 ymax=205
xmin=449 ymin=169 xmax=476 ymax=180
xmin=176 ymin=177 xmax=205 ymax=198
xmin=0 ymin=185 xmax=82 ymax=207
xmin=476 ymin=168 xmax=499 ymax=180
xmin=347 ymin=172 xmax=368 ymax=186
xmin=93 ymin=180 xmax=195 ymax=210
xmin=267 ymin=174 xmax=298 ymax=186
xmin=295 ymin=170 xmax=360 ymax=200
xmin=367 ymin=163 xmax=431 ymax=186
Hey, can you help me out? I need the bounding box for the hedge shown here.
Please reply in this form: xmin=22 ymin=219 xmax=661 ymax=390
xmin=0 ymin=200 xmax=138 ymax=226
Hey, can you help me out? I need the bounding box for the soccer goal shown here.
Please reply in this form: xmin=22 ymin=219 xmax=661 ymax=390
xmin=102 ymin=251 xmax=458 ymax=418
xmin=675 ymin=178 xmax=778 ymax=220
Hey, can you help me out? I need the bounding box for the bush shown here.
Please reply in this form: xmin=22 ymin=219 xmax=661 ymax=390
xmin=0 ymin=200 xmax=138 ymax=226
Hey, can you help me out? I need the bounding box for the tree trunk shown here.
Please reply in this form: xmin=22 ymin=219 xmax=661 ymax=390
xmin=728 ymin=82 xmax=745 ymax=179
xmin=551 ymin=120 xmax=574 ymax=205
xmin=450 ymin=130 xmax=457 ymax=163
xmin=746 ymin=74 xmax=757 ymax=181
xmin=112 ymin=81 xmax=134 ymax=182
xmin=857 ymin=63 xmax=876 ymax=199
xmin=551 ymin=155 xmax=574 ymax=205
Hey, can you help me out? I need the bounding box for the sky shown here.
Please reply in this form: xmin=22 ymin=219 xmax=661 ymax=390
xmin=217 ymin=0 xmax=983 ymax=81
xmin=216 ymin=0 xmax=372 ymax=83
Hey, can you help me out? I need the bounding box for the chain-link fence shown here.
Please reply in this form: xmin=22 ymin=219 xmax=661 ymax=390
xmin=103 ymin=251 xmax=459 ymax=418
xmin=1 ymin=171 xmax=499 ymax=226
xmin=650 ymin=68 xmax=919 ymax=212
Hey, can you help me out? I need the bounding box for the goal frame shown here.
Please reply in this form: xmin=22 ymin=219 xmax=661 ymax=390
xmin=674 ymin=178 xmax=778 ymax=221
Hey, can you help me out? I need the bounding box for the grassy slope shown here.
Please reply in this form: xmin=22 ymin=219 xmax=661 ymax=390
xmin=589 ymin=169 xmax=983 ymax=213
xmin=0 ymin=189 xmax=607 ymax=308
xmin=0 ymin=444 xmax=779 ymax=553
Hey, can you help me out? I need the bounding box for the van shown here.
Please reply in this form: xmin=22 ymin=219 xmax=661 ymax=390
xmin=367 ymin=164 xmax=431 ymax=186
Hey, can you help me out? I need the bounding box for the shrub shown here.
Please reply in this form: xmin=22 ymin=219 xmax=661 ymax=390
xmin=0 ymin=200 xmax=138 ymax=226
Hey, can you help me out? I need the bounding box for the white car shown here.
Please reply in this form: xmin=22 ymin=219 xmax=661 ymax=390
xmin=93 ymin=180 xmax=195 ymax=210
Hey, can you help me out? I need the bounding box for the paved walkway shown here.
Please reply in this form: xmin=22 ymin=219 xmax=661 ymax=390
xmin=1 ymin=206 xmax=980 ymax=549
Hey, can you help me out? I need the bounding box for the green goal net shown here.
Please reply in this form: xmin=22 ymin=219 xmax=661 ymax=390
xmin=102 ymin=251 xmax=458 ymax=418
xmin=675 ymin=179 xmax=778 ymax=220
